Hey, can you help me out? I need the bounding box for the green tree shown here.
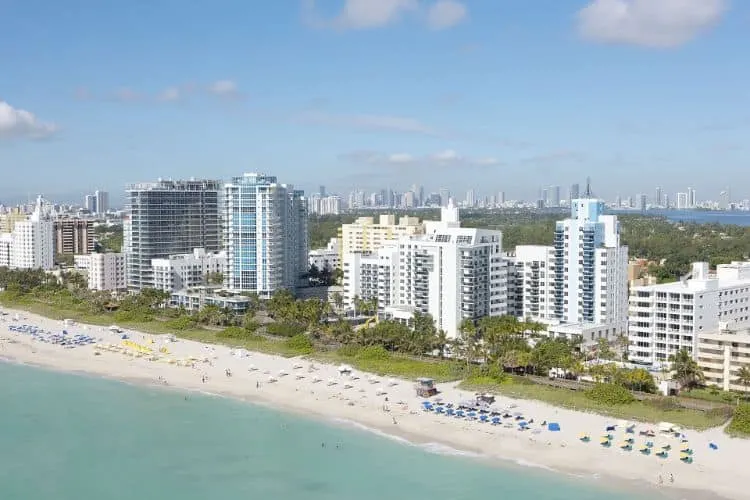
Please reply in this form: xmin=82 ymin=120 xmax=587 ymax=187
xmin=670 ymin=348 xmax=705 ymax=390
xmin=735 ymin=366 xmax=750 ymax=394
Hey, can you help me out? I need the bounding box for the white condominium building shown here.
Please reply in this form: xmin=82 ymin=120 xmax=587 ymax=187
xmin=75 ymin=253 xmax=126 ymax=291
xmin=342 ymin=246 xmax=399 ymax=311
xmin=339 ymin=214 xmax=425 ymax=264
xmin=629 ymin=261 xmax=750 ymax=366
xmin=342 ymin=200 xmax=507 ymax=338
xmin=223 ymin=173 xmax=308 ymax=297
xmin=308 ymin=238 xmax=341 ymax=272
xmin=510 ymin=194 xmax=629 ymax=342
xmin=151 ymin=248 xmax=227 ymax=293
xmin=0 ymin=196 xmax=55 ymax=270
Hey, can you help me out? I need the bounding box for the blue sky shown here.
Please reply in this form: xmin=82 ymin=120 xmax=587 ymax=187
xmin=1 ymin=0 xmax=748 ymax=205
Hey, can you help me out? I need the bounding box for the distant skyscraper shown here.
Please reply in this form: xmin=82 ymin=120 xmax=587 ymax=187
xmin=637 ymin=194 xmax=647 ymax=211
xmin=94 ymin=190 xmax=109 ymax=215
xmin=676 ymin=192 xmax=689 ymax=209
xmin=719 ymin=188 xmax=731 ymax=210
xmin=615 ymin=195 xmax=622 ymax=208
xmin=498 ymin=191 xmax=506 ymax=205
xmin=663 ymin=194 xmax=670 ymax=209
xmin=124 ymin=179 xmax=221 ymax=291
xmin=547 ymin=185 xmax=561 ymax=208
xmin=541 ymin=189 xmax=548 ymax=207
xmin=569 ymin=183 xmax=580 ymax=202
xmin=319 ymin=185 xmax=326 ymax=197
xmin=655 ymin=187 xmax=662 ymax=206
xmin=465 ymin=189 xmax=476 ymax=207
xmin=687 ymin=187 xmax=696 ymax=208
xmin=224 ymin=173 xmax=307 ymax=297
xmin=439 ymin=188 xmax=450 ymax=207
xmin=84 ymin=194 xmax=97 ymax=213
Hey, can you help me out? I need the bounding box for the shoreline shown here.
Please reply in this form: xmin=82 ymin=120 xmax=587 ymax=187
xmin=0 ymin=308 xmax=739 ymax=500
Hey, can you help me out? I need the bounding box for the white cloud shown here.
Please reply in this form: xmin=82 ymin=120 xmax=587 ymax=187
xmin=208 ymin=80 xmax=240 ymax=98
xmin=305 ymin=0 xmax=466 ymax=30
xmin=158 ymin=87 xmax=181 ymax=102
xmin=427 ymin=0 xmax=467 ymax=30
xmin=340 ymin=149 xmax=500 ymax=168
xmin=296 ymin=111 xmax=437 ymax=136
xmin=0 ymin=101 xmax=58 ymax=140
xmin=577 ymin=0 xmax=727 ymax=48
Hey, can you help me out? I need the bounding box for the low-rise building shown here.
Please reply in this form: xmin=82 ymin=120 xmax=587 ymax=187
xmin=151 ymin=248 xmax=227 ymax=293
xmin=629 ymin=261 xmax=750 ymax=366
xmin=308 ymin=238 xmax=340 ymax=272
xmin=74 ymin=253 xmax=126 ymax=291
xmin=698 ymin=329 xmax=750 ymax=392
xmin=168 ymin=287 xmax=250 ymax=313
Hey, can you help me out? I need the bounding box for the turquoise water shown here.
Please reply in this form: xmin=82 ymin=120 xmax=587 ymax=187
xmin=0 ymin=362 xmax=650 ymax=500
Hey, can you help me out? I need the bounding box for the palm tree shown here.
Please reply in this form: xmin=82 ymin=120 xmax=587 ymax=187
xmin=669 ymin=348 xmax=704 ymax=390
xmin=734 ymin=366 xmax=750 ymax=395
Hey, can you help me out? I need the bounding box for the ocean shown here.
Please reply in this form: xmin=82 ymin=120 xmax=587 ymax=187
xmin=616 ymin=209 xmax=750 ymax=227
xmin=0 ymin=362 xmax=651 ymax=500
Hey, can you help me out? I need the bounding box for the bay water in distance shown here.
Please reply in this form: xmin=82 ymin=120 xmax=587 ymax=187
xmin=0 ymin=362 xmax=654 ymax=500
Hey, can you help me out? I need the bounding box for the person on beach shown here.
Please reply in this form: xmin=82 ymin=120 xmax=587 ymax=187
xmin=669 ymin=473 xmax=674 ymax=484
xmin=657 ymin=474 xmax=663 ymax=485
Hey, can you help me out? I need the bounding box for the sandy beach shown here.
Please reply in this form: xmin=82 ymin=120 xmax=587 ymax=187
xmin=0 ymin=307 xmax=745 ymax=500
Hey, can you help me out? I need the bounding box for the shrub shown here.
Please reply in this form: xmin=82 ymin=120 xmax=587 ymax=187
xmin=243 ymin=318 xmax=260 ymax=333
xmin=266 ymin=321 xmax=305 ymax=338
xmin=217 ymin=326 xmax=263 ymax=341
xmin=164 ymin=316 xmax=196 ymax=331
xmin=726 ymin=404 xmax=750 ymax=437
xmin=355 ymin=345 xmax=390 ymax=361
xmin=285 ymin=334 xmax=314 ymax=355
xmin=585 ymin=383 xmax=635 ymax=405
xmin=114 ymin=309 xmax=152 ymax=323
xmin=336 ymin=345 xmax=361 ymax=358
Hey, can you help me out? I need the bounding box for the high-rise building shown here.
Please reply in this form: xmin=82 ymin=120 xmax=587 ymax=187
xmin=0 ymin=196 xmax=55 ymax=270
xmin=438 ymin=188 xmax=450 ymax=207
xmin=465 ymin=189 xmax=476 ymax=207
xmin=124 ymin=179 xmax=221 ymax=291
xmin=342 ymin=200 xmax=507 ymax=338
xmin=498 ymin=191 xmax=506 ymax=205
xmin=319 ymin=185 xmax=326 ymax=197
xmin=629 ymin=261 xmax=750 ymax=366
xmin=223 ymin=173 xmax=308 ymax=297
xmin=511 ymin=189 xmax=629 ymax=341
xmin=54 ymin=218 xmax=94 ymax=255
xmin=569 ymin=184 xmax=580 ymax=203
xmin=547 ymin=185 xmax=561 ymax=208
xmin=676 ymin=192 xmax=689 ymax=209
xmin=719 ymin=189 xmax=731 ymax=210
xmin=84 ymin=194 xmax=97 ymax=214
xmin=655 ymin=187 xmax=662 ymax=207
xmin=637 ymin=193 xmax=647 ymax=211
xmin=687 ymin=187 xmax=696 ymax=208
xmin=95 ymin=190 xmax=109 ymax=215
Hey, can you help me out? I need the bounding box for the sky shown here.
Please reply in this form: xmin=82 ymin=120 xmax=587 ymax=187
xmin=1 ymin=0 xmax=749 ymax=205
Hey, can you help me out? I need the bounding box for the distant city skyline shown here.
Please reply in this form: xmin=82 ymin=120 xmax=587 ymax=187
xmin=2 ymin=1 xmax=748 ymax=201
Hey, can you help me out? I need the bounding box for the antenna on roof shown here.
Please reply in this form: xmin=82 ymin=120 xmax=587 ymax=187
xmin=583 ymin=177 xmax=595 ymax=198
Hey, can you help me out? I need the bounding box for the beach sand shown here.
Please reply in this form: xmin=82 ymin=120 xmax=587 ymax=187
xmin=0 ymin=308 xmax=742 ymax=500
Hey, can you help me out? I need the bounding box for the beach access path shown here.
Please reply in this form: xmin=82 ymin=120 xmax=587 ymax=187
xmin=0 ymin=307 xmax=744 ymax=500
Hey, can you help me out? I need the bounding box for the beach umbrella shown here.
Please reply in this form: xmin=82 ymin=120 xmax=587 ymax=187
xmin=547 ymin=422 xmax=561 ymax=432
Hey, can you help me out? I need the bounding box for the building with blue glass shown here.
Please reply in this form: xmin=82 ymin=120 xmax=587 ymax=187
xmin=223 ymin=173 xmax=307 ymax=297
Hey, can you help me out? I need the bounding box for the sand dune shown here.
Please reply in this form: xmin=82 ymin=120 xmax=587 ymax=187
xmin=0 ymin=308 xmax=744 ymax=500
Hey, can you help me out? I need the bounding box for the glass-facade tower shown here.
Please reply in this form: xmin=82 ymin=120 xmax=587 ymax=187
xmin=223 ymin=173 xmax=307 ymax=297
xmin=124 ymin=179 xmax=221 ymax=291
